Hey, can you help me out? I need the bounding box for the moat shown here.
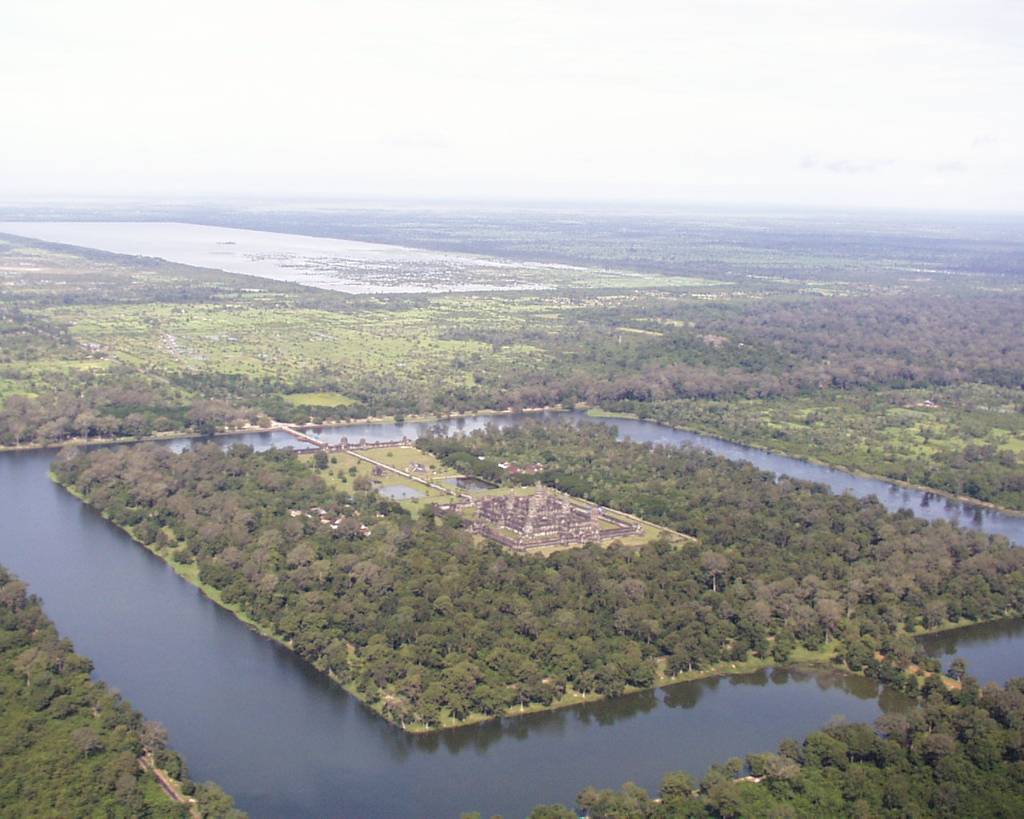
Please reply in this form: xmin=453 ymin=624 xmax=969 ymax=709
xmin=2 ymin=412 xmax=1023 ymax=817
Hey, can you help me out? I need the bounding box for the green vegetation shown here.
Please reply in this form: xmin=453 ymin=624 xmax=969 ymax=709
xmin=527 ymin=671 xmax=1024 ymax=818
xmin=2 ymin=229 xmax=1022 ymax=517
xmin=0 ymin=565 xmax=242 ymax=818
xmin=4 ymin=210 xmax=1023 ymax=810
xmin=619 ymin=384 xmax=1024 ymax=511
xmin=307 ymin=446 xmax=458 ymax=518
xmin=282 ymin=391 xmax=356 ymax=407
xmin=306 ymin=444 xmax=675 ymax=548
xmin=53 ymin=425 xmax=1023 ymax=732
xmin=423 ymin=422 xmax=1024 ymax=689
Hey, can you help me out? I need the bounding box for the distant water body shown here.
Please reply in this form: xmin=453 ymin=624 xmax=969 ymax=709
xmin=0 ymin=221 xmax=578 ymax=293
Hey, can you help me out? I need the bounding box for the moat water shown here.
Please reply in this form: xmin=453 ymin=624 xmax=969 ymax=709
xmin=441 ymin=476 xmax=498 ymax=491
xmin=2 ymin=413 xmax=1022 ymax=817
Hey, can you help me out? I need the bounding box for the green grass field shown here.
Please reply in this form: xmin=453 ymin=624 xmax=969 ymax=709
xmin=304 ymin=448 xmax=459 ymax=516
xmin=282 ymin=391 xmax=357 ymax=407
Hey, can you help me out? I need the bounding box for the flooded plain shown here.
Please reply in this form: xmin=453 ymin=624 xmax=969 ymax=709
xmin=0 ymin=221 xmax=680 ymax=293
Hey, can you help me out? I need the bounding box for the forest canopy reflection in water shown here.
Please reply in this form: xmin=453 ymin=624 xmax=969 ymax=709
xmin=918 ymin=618 xmax=1024 ymax=685
xmin=401 ymin=667 xmax=906 ymax=758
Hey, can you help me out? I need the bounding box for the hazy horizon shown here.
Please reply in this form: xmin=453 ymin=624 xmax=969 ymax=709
xmin=3 ymin=1 xmax=1022 ymax=212
xmin=2 ymin=196 xmax=1021 ymax=223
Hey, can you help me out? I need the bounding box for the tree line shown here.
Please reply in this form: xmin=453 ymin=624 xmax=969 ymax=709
xmin=521 ymin=670 xmax=1024 ymax=818
xmin=0 ymin=565 xmax=243 ymax=817
xmin=618 ymin=391 xmax=1024 ymax=512
xmin=0 ymin=375 xmax=264 ymax=447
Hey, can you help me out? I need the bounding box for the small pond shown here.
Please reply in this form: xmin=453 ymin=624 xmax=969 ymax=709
xmin=377 ymin=483 xmax=425 ymax=500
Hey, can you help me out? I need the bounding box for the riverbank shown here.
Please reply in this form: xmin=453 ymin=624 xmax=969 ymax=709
xmin=0 ymin=423 xmax=277 ymax=454
xmin=0 ymin=405 xmax=570 ymax=454
xmin=293 ymin=404 xmax=569 ymax=431
xmin=407 ymin=648 xmax=844 ymax=733
xmin=139 ymin=753 xmax=200 ymax=818
xmin=584 ymin=408 xmax=1024 ymax=520
xmin=14 ymin=401 xmax=1021 ymax=521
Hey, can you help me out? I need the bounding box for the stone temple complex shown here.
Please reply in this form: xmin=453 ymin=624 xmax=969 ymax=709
xmin=471 ymin=486 xmax=640 ymax=551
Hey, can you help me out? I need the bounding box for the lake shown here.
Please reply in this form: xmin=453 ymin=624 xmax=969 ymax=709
xmin=0 ymin=221 xmax=618 ymax=294
xmin=918 ymin=618 xmax=1024 ymax=685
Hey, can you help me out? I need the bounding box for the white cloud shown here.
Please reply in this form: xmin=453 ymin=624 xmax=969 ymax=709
xmin=1 ymin=0 xmax=1021 ymax=210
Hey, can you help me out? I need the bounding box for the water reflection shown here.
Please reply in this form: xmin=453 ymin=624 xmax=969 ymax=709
xmin=163 ymin=430 xmax=314 ymax=453
xmin=378 ymin=484 xmax=424 ymax=500
xmin=918 ymin=618 xmax=1024 ymax=685
xmin=441 ymin=476 xmax=498 ymax=491
xmin=568 ymin=414 xmax=1024 ymax=546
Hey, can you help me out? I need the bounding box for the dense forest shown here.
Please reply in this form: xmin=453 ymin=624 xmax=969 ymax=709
xmin=0 ymin=565 xmax=243 ymax=817
xmin=54 ymin=430 xmax=1024 ymax=730
xmin=0 ymin=375 xmax=264 ymax=447
xmin=469 ymin=291 xmax=1024 ymax=408
xmin=523 ymin=672 xmax=1024 ymax=818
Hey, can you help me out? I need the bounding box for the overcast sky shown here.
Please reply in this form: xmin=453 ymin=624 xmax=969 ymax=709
xmin=2 ymin=0 xmax=1021 ymax=211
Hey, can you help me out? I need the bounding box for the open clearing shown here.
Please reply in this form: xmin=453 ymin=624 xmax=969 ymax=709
xmin=282 ymin=392 xmax=357 ymax=407
xmin=303 ymin=445 xmax=679 ymax=549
